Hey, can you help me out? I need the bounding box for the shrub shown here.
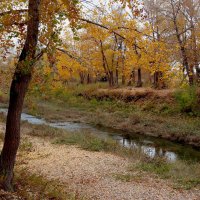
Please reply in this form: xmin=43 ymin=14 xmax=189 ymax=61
xmin=174 ymin=86 xmax=199 ymax=115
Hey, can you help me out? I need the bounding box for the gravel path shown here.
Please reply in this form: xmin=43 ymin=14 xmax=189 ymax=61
xmin=22 ymin=136 xmax=200 ymax=200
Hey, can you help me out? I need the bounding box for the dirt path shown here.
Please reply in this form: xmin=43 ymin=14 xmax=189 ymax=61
xmin=0 ymin=123 xmax=200 ymax=200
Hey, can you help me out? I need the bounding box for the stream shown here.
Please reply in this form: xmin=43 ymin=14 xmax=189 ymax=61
xmin=1 ymin=108 xmax=200 ymax=163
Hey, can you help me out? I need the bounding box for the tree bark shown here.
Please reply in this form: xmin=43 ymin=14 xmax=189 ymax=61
xmin=170 ymin=0 xmax=193 ymax=85
xmin=115 ymin=68 xmax=119 ymax=86
xmin=127 ymin=70 xmax=135 ymax=86
xmin=153 ymin=71 xmax=165 ymax=89
xmin=0 ymin=0 xmax=40 ymax=191
xmin=136 ymin=68 xmax=142 ymax=87
xmin=79 ymin=72 xmax=85 ymax=84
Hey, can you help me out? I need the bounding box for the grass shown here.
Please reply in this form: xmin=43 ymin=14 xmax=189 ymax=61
xmin=132 ymin=157 xmax=200 ymax=190
xmin=112 ymin=158 xmax=200 ymax=190
xmin=113 ymin=173 xmax=137 ymax=182
xmin=53 ymin=131 xmax=142 ymax=159
xmin=25 ymin=123 xmax=143 ymax=159
xmin=174 ymin=86 xmax=200 ymax=116
xmin=15 ymin=169 xmax=82 ymax=200
xmin=54 ymin=132 xmax=111 ymax=152
xmin=19 ymin=137 xmax=33 ymax=152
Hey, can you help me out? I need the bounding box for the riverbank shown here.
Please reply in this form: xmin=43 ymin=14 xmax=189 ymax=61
xmin=0 ymin=117 xmax=200 ymax=199
xmin=17 ymin=85 xmax=200 ymax=148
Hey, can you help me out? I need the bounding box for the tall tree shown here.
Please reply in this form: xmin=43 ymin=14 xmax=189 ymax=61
xmin=0 ymin=0 xmax=41 ymax=191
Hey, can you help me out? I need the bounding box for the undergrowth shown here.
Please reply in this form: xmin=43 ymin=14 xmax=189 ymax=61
xmin=132 ymin=157 xmax=200 ymax=190
xmin=174 ymin=86 xmax=200 ymax=116
xmin=15 ymin=169 xmax=81 ymax=200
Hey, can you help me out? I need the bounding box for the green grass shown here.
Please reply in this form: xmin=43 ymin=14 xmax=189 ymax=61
xmin=174 ymin=86 xmax=200 ymax=116
xmin=54 ymin=132 xmax=141 ymax=158
xmin=132 ymin=158 xmax=200 ymax=190
xmin=54 ymin=132 xmax=110 ymax=152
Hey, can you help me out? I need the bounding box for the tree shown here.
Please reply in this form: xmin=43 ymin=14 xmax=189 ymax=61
xmin=0 ymin=0 xmax=41 ymax=191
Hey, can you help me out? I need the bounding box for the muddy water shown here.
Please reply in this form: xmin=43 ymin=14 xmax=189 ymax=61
xmin=1 ymin=108 xmax=200 ymax=162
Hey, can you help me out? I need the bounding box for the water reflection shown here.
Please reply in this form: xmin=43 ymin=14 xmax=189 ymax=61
xmin=118 ymin=137 xmax=177 ymax=161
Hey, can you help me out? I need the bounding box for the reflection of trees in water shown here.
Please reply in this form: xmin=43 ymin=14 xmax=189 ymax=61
xmin=120 ymin=138 xmax=177 ymax=161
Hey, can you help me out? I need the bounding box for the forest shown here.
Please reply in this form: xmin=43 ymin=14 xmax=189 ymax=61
xmin=0 ymin=0 xmax=200 ymax=199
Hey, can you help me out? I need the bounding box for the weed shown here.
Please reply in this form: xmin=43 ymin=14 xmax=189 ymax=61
xmin=133 ymin=157 xmax=200 ymax=189
xmin=54 ymin=132 xmax=117 ymax=152
xmin=174 ymin=86 xmax=200 ymax=115
xmin=19 ymin=138 xmax=33 ymax=152
xmin=15 ymin=169 xmax=79 ymax=200
xmin=113 ymin=173 xmax=134 ymax=182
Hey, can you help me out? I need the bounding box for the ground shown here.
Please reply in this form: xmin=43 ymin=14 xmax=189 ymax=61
xmin=0 ymin=123 xmax=200 ymax=200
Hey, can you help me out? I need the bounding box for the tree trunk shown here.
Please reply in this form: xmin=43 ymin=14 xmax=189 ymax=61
xmin=87 ymin=73 xmax=91 ymax=84
xmin=122 ymin=75 xmax=125 ymax=85
xmin=108 ymin=71 xmax=114 ymax=87
xmin=115 ymin=68 xmax=119 ymax=86
xmin=136 ymin=68 xmax=142 ymax=87
xmin=170 ymin=0 xmax=193 ymax=85
xmin=196 ymin=66 xmax=200 ymax=83
xmin=189 ymin=65 xmax=194 ymax=86
xmin=181 ymin=46 xmax=193 ymax=85
xmin=127 ymin=70 xmax=135 ymax=86
xmin=153 ymin=71 xmax=165 ymax=89
xmin=79 ymin=72 xmax=85 ymax=84
xmin=0 ymin=0 xmax=40 ymax=191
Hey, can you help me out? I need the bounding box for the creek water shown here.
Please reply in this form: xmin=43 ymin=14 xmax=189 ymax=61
xmin=0 ymin=108 xmax=200 ymax=163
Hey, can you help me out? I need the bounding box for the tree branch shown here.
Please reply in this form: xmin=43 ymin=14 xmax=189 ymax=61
xmin=0 ymin=9 xmax=28 ymax=17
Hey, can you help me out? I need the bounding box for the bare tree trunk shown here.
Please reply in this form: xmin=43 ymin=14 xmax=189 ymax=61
xmin=196 ymin=66 xmax=200 ymax=82
xmin=79 ymin=72 xmax=85 ymax=84
xmin=153 ymin=71 xmax=165 ymax=89
xmin=115 ymin=68 xmax=119 ymax=86
xmin=0 ymin=0 xmax=40 ymax=191
xmin=191 ymin=23 xmax=200 ymax=83
xmin=121 ymin=55 xmax=125 ymax=85
xmin=136 ymin=68 xmax=142 ymax=87
xmin=127 ymin=70 xmax=135 ymax=86
xmin=170 ymin=0 xmax=193 ymax=85
xmin=115 ymin=58 xmax=119 ymax=86
xmin=122 ymin=74 xmax=125 ymax=85
xmin=87 ymin=73 xmax=91 ymax=84
xmin=108 ymin=71 xmax=114 ymax=87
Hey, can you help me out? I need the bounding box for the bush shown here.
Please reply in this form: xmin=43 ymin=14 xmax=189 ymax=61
xmin=174 ymin=86 xmax=200 ymax=115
